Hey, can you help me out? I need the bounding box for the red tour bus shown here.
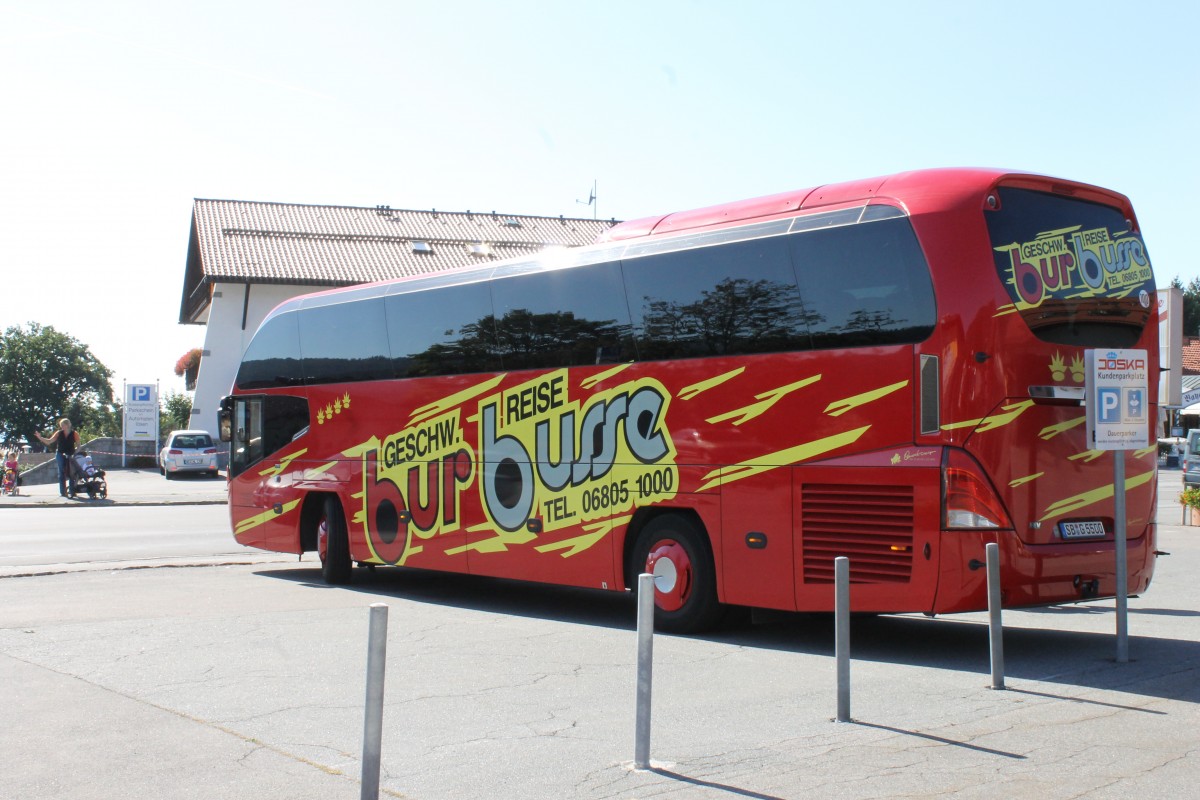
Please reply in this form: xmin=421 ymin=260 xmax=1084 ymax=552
xmin=219 ymin=168 xmax=1159 ymax=632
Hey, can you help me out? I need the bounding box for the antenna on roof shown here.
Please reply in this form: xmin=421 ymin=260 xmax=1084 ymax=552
xmin=576 ymin=180 xmax=597 ymax=220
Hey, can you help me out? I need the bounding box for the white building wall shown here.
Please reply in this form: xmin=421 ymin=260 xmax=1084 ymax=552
xmin=188 ymin=282 xmax=313 ymax=432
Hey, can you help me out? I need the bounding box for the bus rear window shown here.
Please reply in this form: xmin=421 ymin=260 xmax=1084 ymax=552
xmin=986 ymin=187 xmax=1154 ymax=348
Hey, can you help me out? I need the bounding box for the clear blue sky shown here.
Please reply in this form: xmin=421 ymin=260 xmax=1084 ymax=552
xmin=1 ymin=0 xmax=1196 ymax=400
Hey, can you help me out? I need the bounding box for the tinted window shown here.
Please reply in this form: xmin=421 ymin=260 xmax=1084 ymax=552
xmin=385 ymin=282 xmax=501 ymax=377
xmin=300 ymin=297 xmax=393 ymax=385
xmin=236 ymin=312 xmax=303 ymax=390
xmin=490 ymin=261 xmax=635 ymax=370
xmin=623 ymin=236 xmax=811 ymax=360
xmin=790 ymin=218 xmax=936 ymax=349
xmin=986 ymin=187 xmax=1154 ymax=348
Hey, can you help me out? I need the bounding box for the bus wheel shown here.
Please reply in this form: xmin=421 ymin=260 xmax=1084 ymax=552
xmin=634 ymin=515 xmax=721 ymax=633
xmin=318 ymin=496 xmax=352 ymax=585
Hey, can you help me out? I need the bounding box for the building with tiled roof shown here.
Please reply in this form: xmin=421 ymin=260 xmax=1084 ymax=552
xmin=1182 ymin=336 xmax=1200 ymax=376
xmin=179 ymin=198 xmax=617 ymax=430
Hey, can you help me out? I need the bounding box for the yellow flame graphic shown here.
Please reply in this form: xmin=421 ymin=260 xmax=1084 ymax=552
xmin=706 ymin=375 xmax=821 ymax=426
xmin=824 ymin=380 xmax=909 ymax=418
xmin=410 ymin=374 xmax=506 ymax=426
xmin=1040 ymin=470 xmax=1154 ymax=522
xmin=257 ymin=448 xmax=308 ymax=477
xmin=580 ymin=363 xmax=633 ymax=389
xmin=234 ymin=499 xmax=301 ymax=536
xmin=1039 ymin=416 xmax=1086 ymax=440
xmin=448 ymin=522 xmax=537 ymax=556
xmin=1009 ymin=473 xmax=1044 ymax=488
xmin=941 ymin=400 xmax=1034 ymax=434
xmin=697 ymin=426 xmax=871 ymax=493
xmin=679 ymin=367 xmax=745 ymax=400
xmin=535 ymin=515 xmax=631 ymax=558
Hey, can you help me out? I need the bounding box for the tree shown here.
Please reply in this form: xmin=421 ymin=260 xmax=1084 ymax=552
xmin=161 ymin=391 xmax=193 ymax=433
xmin=64 ymin=395 xmax=122 ymax=442
xmin=1169 ymin=276 xmax=1200 ymax=339
xmin=0 ymin=323 xmax=114 ymax=446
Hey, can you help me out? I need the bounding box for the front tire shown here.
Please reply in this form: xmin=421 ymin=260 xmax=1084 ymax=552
xmin=632 ymin=514 xmax=722 ymax=633
xmin=318 ymin=496 xmax=352 ymax=585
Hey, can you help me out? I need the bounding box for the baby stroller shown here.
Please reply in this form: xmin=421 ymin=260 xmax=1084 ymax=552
xmin=67 ymin=451 xmax=108 ymax=499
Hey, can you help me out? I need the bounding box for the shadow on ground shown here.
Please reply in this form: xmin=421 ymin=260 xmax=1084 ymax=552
xmin=256 ymin=563 xmax=1200 ymax=705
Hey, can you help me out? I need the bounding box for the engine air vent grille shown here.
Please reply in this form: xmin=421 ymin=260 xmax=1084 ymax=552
xmin=801 ymin=483 xmax=915 ymax=583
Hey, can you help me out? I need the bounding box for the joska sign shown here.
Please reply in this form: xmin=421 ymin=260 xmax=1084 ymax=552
xmin=1085 ymin=349 xmax=1149 ymax=450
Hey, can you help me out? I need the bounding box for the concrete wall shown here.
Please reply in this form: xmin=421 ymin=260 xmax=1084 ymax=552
xmin=189 ymin=282 xmax=310 ymax=434
xmin=16 ymin=438 xmax=159 ymax=484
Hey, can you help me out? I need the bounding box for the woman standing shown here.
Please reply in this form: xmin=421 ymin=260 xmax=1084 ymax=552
xmin=36 ymin=418 xmax=80 ymax=497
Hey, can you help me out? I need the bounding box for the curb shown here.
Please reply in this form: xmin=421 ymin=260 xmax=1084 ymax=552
xmin=0 ymin=497 xmax=227 ymax=510
xmin=0 ymin=553 xmax=295 ymax=580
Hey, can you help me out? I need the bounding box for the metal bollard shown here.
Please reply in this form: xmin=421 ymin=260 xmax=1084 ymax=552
xmin=361 ymin=603 xmax=389 ymax=800
xmin=986 ymin=543 xmax=1005 ymax=690
xmin=835 ymin=556 xmax=850 ymax=722
xmin=634 ymin=573 xmax=655 ymax=769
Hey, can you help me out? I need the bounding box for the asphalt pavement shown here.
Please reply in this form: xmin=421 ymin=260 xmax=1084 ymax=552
xmin=1 ymin=468 xmax=1197 ymax=798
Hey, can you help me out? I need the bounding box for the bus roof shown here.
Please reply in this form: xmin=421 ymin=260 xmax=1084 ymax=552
xmin=599 ymin=167 xmax=1136 ymax=242
xmin=263 ymin=167 xmax=1136 ymax=320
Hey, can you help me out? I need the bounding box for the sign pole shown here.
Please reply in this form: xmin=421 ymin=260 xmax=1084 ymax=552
xmin=1085 ymin=348 xmax=1145 ymax=665
xmin=1114 ymin=453 xmax=1129 ymax=663
xmin=122 ymin=380 xmax=127 ymax=469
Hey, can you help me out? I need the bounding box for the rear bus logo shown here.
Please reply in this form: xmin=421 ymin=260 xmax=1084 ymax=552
xmin=997 ymin=225 xmax=1151 ymax=309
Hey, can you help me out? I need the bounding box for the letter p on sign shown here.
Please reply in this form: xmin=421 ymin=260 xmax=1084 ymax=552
xmin=1098 ymin=387 xmax=1121 ymax=423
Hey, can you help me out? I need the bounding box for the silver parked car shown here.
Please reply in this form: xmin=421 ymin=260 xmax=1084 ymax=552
xmin=159 ymin=430 xmax=220 ymax=479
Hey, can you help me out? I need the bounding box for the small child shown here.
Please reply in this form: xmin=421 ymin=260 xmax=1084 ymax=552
xmin=2 ymin=449 xmax=19 ymax=496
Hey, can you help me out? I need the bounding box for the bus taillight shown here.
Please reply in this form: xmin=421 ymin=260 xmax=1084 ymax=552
xmin=942 ymin=449 xmax=1013 ymax=530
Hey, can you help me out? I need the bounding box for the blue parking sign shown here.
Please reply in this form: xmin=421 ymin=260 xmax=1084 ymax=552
xmin=1096 ymin=387 xmax=1122 ymax=423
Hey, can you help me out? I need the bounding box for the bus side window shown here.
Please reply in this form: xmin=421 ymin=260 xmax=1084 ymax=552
xmin=299 ymin=297 xmax=392 ymax=385
xmin=790 ymin=218 xmax=936 ymax=350
xmin=385 ymin=282 xmax=501 ymax=378
xmin=489 ymin=260 xmax=635 ymax=370
xmin=236 ymin=312 xmax=303 ymax=390
xmin=622 ymin=236 xmax=811 ymax=360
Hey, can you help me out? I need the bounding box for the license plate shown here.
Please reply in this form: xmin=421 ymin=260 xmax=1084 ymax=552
xmin=184 ymin=458 xmax=203 ymax=465
xmin=1060 ymin=521 xmax=1106 ymax=540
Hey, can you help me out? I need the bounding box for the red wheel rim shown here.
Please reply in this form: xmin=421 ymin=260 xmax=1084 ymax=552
xmin=645 ymin=539 xmax=693 ymax=612
xmin=317 ymin=516 xmax=329 ymax=562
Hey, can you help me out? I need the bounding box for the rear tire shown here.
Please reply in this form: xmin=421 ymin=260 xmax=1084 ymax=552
xmin=632 ymin=514 xmax=722 ymax=633
xmin=318 ymin=496 xmax=352 ymax=585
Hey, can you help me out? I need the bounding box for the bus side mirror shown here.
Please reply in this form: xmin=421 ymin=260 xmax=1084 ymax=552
xmin=218 ymin=397 xmax=233 ymax=443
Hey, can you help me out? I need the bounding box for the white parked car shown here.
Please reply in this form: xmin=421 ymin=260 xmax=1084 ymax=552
xmin=159 ymin=430 xmax=220 ymax=479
